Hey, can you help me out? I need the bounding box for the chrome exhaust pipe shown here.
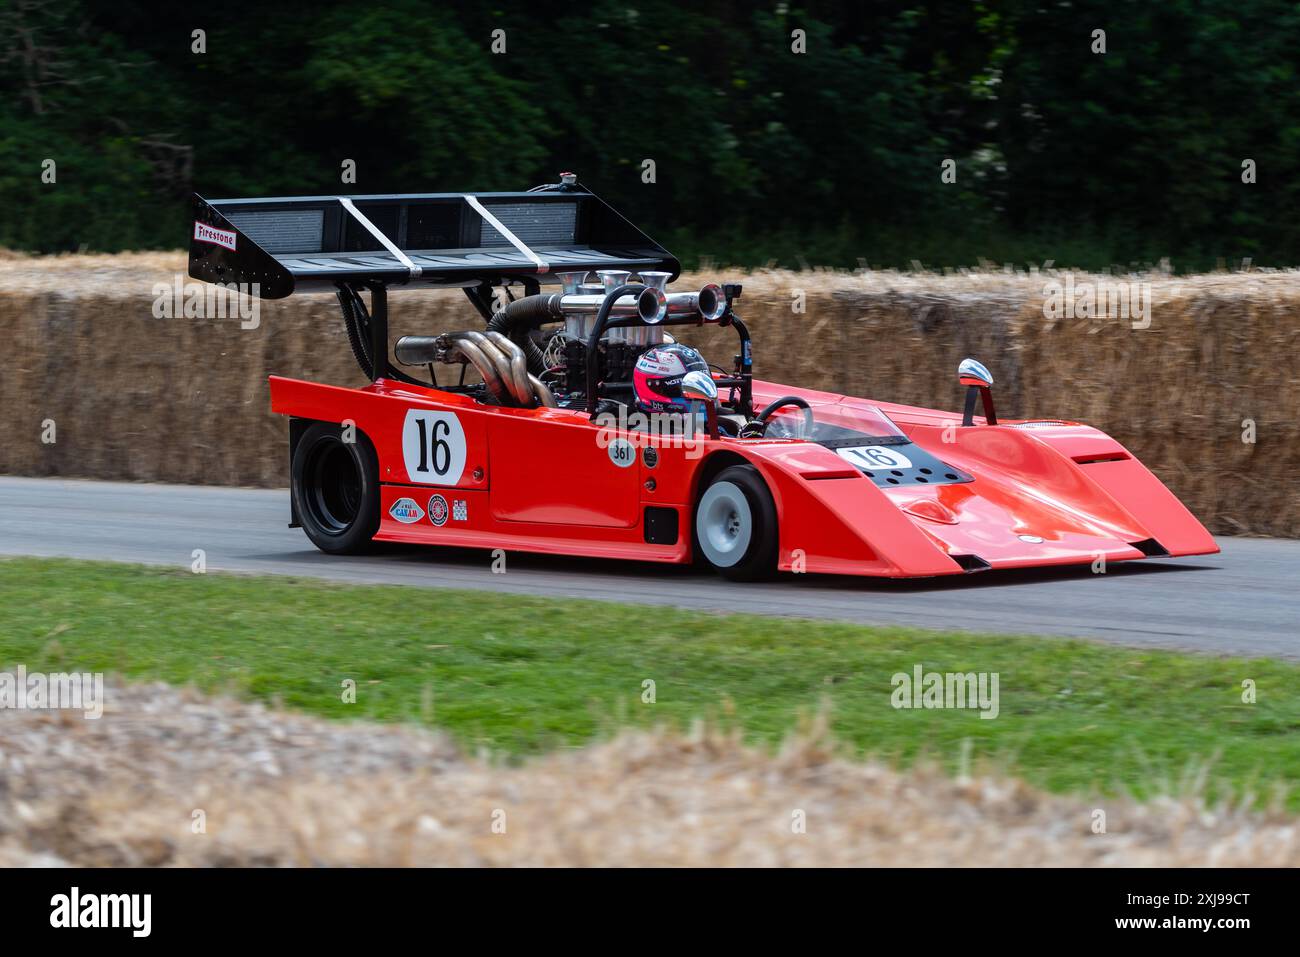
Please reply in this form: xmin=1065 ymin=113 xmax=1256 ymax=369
xmin=394 ymin=335 xmax=440 ymax=366
xmin=445 ymin=333 xmax=511 ymax=405
xmin=485 ymin=329 xmax=555 ymax=409
xmin=396 ymin=331 xmax=542 ymax=408
xmin=462 ymin=330 xmax=530 ymax=407
xmin=484 ymin=330 xmax=535 ymax=407
xmin=528 ymin=373 xmax=558 ymax=408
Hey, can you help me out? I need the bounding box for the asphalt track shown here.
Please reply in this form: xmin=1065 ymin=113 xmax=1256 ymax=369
xmin=0 ymin=476 xmax=1295 ymax=659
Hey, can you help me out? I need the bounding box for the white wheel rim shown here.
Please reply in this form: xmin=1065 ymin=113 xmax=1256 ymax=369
xmin=696 ymin=481 xmax=752 ymax=568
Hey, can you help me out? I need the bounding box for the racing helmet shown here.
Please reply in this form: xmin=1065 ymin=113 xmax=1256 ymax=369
xmin=633 ymin=343 xmax=711 ymax=415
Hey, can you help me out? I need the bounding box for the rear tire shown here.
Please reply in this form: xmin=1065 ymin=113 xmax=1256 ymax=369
xmin=291 ymin=422 xmax=381 ymax=555
xmin=693 ymin=464 xmax=778 ymax=581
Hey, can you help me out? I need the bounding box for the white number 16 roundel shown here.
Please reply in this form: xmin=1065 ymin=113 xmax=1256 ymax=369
xmin=836 ymin=445 xmax=914 ymax=470
xmin=402 ymin=410 xmax=467 ymax=485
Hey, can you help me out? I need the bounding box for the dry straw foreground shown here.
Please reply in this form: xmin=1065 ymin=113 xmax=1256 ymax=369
xmin=2 ymin=682 xmax=1295 ymax=867
xmin=2 ymin=252 xmax=1296 ymax=535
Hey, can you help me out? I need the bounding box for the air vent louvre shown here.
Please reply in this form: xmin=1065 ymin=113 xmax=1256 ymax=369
xmin=1129 ymin=538 xmax=1169 ymax=557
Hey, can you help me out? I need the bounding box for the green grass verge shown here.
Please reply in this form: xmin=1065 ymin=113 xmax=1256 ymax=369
xmin=2 ymin=557 xmax=1296 ymax=807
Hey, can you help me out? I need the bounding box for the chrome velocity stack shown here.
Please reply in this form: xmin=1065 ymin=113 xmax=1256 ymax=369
xmin=636 ymin=271 xmax=672 ymax=345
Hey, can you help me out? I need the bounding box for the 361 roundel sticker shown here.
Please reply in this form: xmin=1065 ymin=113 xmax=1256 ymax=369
xmin=402 ymin=410 xmax=467 ymax=485
xmin=607 ymin=438 xmax=636 ymax=468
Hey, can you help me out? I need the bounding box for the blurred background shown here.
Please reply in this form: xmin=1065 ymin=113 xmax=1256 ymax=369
xmin=4 ymin=0 xmax=1300 ymax=270
xmin=2 ymin=0 xmax=1298 ymax=534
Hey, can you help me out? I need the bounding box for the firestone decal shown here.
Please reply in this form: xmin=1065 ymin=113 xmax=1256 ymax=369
xmin=193 ymin=221 xmax=237 ymax=251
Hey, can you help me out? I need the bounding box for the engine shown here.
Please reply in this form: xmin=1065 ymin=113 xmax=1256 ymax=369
xmin=393 ymin=269 xmax=739 ymax=415
xmin=543 ymin=270 xmax=727 ymax=409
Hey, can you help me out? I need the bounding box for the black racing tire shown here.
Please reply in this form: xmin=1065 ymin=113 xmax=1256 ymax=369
xmin=291 ymin=422 xmax=381 ymax=555
xmin=693 ymin=464 xmax=778 ymax=581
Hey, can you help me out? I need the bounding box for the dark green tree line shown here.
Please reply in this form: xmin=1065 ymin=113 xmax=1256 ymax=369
xmin=2 ymin=0 xmax=1298 ymax=269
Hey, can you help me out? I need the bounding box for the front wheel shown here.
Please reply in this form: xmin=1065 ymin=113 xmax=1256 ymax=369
xmin=291 ymin=422 xmax=381 ymax=554
xmin=693 ymin=464 xmax=778 ymax=581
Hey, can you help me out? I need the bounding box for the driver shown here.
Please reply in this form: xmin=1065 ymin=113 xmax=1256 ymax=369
xmin=632 ymin=343 xmax=713 ymax=433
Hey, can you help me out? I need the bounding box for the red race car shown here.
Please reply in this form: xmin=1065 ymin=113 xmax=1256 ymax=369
xmin=189 ymin=174 xmax=1218 ymax=580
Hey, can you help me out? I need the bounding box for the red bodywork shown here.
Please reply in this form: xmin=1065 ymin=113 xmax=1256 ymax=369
xmin=270 ymin=375 xmax=1218 ymax=577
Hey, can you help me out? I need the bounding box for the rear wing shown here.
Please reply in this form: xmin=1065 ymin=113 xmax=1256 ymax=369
xmin=189 ymin=184 xmax=680 ymax=299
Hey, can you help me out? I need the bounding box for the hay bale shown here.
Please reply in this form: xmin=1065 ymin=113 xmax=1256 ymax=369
xmin=3 ymin=682 xmax=1298 ymax=866
xmin=2 ymin=254 xmax=1296 ymax=535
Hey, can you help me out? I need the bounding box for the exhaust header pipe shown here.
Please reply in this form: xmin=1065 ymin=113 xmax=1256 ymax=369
xmin=393 ymin=333 xmax=520 ymax=406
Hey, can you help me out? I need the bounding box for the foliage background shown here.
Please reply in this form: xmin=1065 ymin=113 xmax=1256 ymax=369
xmin=2 ymin=0 xmax=1299 ymax=269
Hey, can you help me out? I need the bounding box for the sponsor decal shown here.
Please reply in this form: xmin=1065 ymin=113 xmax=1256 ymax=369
xmin=193 ymin=221 xmax=237 ymax=251
xmin=428 ymin=494 xmax=450 ymax=527
xmin=452 ymin=499 xmax=468 ymax=522
xmin=389 ymin=497 xmax=425 ymax=524
xmin=636 ymin=351 xmax=681 ymax=376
